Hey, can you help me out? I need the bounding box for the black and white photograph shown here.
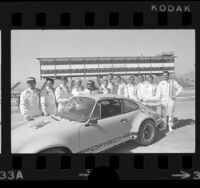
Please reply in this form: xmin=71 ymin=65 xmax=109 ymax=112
xmin=0 ymin=31 xmax=1 ymax=153
xmin=11 ymin=30 xmax=195 ymax=153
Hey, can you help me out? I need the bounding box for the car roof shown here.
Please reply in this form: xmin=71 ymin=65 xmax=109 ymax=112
xmin=77 ymin=94 xmax=127 ymax=101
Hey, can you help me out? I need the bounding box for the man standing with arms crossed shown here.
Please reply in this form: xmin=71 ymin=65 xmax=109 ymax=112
xmin=20 ymin=77 xmax=42 ymax=120
xmin=159 ymin=71 xmax=183 ymax=132
xmin=55 ymin=76 xmax=70 ymax=113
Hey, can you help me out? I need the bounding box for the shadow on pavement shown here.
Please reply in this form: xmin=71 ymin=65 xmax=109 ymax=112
xmin=110 ymin=128 xmax=169 ymax=153
xmin=173 ymin=118 xmax=195 ymax=130
xmin=110 ymin=117 xmax=195 ymax=153
xmin=154 ymin=118 xmax=195 ymax=143
xmin=154 ymin=128 xmax=168 ymax=143
xmin=108 ymin=140 xmax=140 ymax=153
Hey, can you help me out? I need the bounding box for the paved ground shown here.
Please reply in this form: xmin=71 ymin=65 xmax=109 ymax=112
xmin=2 ymin=89 xmax=196 ymax=153
xmin=109 ymin=99 xmax=195 ymax=153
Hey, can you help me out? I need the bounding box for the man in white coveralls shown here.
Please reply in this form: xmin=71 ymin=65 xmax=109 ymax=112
xmin=71 ymin=78 xmax=85 ymax=97
xmin=115 ymin=75 xmax=128 ymax=98
xmin=55 ymin=76 xmax=70 ymax=113
xmin=20 ymin=77 xmax=42 ymax=120
xmin=40 ymin=78 xmax=57 ymax=116
xmin=140 ymin=74 xmax=161 ymax=111
xmin=159 ymin=71 xmax=183 ymax=132
xmin=127 ymin=76 xmax=139 ymax=101
xmin=137 ymin=75 xmax=147 ymax=102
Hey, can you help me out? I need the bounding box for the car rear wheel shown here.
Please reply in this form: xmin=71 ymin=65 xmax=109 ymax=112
xmin=39 ymin=147 xmax=71 ymax=154
xmin=136 ymin=119 xmax=156 ymax=146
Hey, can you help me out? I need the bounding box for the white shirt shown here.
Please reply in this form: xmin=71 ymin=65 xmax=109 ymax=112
xmin=159 ymin=79 xmax=183 ymax=100
xmin=140 ymin=82 xmax=161 ymax=102
xmin=71 ymin=86 xmax=84 ymax=97
xmin=137 ymin=82 xmax=146 ymax=101
xmin=107 ymin=82 xmax=115 ymax=94
xmin=20 ymin=88 xmax=42 ymax=119
xmin=55 ymin=84 xmax=70 ymax=105
xmin=127 ymin=83 xmax=138 ymax=101
xmin=40 ymin=87 xmax=57 ymax=115
xmin=99 ymin=85 xmax=111 ymax=94
xmin=116 ymin=82 xmax=128 ymax=98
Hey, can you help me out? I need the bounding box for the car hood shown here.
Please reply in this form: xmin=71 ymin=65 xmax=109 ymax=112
xmin=12 ymin=115 xmax=83 ymax=153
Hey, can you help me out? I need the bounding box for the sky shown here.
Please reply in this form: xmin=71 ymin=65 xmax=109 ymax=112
xmin=11 ymin=30 xmax=195 ymax=82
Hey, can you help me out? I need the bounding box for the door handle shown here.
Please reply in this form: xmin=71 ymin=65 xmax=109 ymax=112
xmin=120 ymin=119 xmax=127 ymax=123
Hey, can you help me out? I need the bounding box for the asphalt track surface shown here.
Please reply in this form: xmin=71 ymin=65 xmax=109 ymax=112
xmin=1 ymin=89 xmax=195 ymax=153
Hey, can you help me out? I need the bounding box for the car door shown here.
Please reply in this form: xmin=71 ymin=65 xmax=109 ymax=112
xmin=79 ymin=99 xmax=130 ymax=153
xmin=121 ymin=99 xmax=140 ymax=137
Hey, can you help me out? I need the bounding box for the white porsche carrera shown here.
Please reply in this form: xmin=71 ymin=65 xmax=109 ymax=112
xmin=12 ymin=94 xmax=163 ymax=153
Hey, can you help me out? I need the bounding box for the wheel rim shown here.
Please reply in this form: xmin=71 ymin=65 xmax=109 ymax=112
xmin=143 ymin=123 xmax=154 ymax=142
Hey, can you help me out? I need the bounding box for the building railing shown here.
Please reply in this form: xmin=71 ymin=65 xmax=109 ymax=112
xmin=40 ymin=58 xmax=174 ymax=65
xmin=41 ymin=66 xmax=174 ymax=74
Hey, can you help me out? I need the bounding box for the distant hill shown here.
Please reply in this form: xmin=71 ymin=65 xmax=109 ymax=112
xmin=175 ymin=71 xmax=195 ymax=88
xmin=176 ymin=71 xmax=195 ymax=82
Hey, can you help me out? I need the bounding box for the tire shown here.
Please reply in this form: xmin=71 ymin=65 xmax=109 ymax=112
xmin=136 ymin=119 xmax=156 ymax=146
xmin=39 ymin=147 xmax=71 ymax=154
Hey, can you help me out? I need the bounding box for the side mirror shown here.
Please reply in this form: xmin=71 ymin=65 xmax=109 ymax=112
xmin=86 ymin=118 xmax=98 ymax=126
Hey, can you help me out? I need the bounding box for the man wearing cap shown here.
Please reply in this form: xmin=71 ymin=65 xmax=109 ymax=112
xmin=20 ymin=77 xmax=42 ymax=120
xmin=83 ymin=80 xmax=101 ymax=94
xmin=115 ymin=76 xmax=128 ymax=98
xmin=159 ymin=71 xmax=183 ymax=132
xmin=40 ymin=78 xmax=57 ymax=116
xmin=71 ymin=78 xmax=85 ymax=97
xmin=127 ymin=76 xmax=139 ymax=101
xmin=55 ymin=76 xmax=70 ymax=113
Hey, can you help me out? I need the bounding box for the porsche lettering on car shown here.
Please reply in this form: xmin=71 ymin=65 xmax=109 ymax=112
xmin=12 ymin=94 xmax=163 ymax=153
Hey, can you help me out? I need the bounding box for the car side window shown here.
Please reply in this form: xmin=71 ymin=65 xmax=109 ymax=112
xmin=100 ymin=99 xmax=121 ymax=119
xmin=123 ymin=100 xmax=139 ymax=113
xmin=91 ymin=102 xmax=101 ymax=119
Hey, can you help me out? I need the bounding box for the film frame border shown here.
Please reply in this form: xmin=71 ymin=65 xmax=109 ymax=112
xmin=0 ymin=1 xmax=199 ymax=180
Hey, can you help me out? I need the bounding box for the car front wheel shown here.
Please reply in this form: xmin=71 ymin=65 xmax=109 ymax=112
xmin=136 ymin=119 xmax=156 ymax=146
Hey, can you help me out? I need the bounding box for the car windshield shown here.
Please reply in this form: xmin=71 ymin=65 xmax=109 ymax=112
xmin=58 ymin=97 xmax=96 ymax=122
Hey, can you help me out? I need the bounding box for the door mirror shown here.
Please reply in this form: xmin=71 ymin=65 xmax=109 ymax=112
xmin=86 ymin=118 xmax=98 ymax=126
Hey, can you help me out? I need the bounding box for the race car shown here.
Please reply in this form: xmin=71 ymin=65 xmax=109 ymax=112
xmin=12 ymin=94 xmax=163 ymax=153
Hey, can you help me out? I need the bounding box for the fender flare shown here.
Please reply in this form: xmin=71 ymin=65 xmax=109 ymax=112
xmin=130 ymin=117 xmax=156 ymax=135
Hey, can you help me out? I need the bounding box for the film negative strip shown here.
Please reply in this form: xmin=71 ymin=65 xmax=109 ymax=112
xmin=0 ymin=0 xmax=199 ymax=181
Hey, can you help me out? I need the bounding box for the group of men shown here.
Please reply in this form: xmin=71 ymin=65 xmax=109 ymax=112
xmin=19 ymin=71 xmax=183 ymax=132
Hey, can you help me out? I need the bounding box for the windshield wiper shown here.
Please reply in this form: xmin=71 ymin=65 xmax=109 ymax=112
xmin=77 ymin=120 xmax=86 ymax=122
xmin=50 ymin=116 xmax=60 ymax=121
xmin=65 ymin=116 xmax=85 ymax=122
xmin=64 ymin=117 xmax=74 ymax=121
